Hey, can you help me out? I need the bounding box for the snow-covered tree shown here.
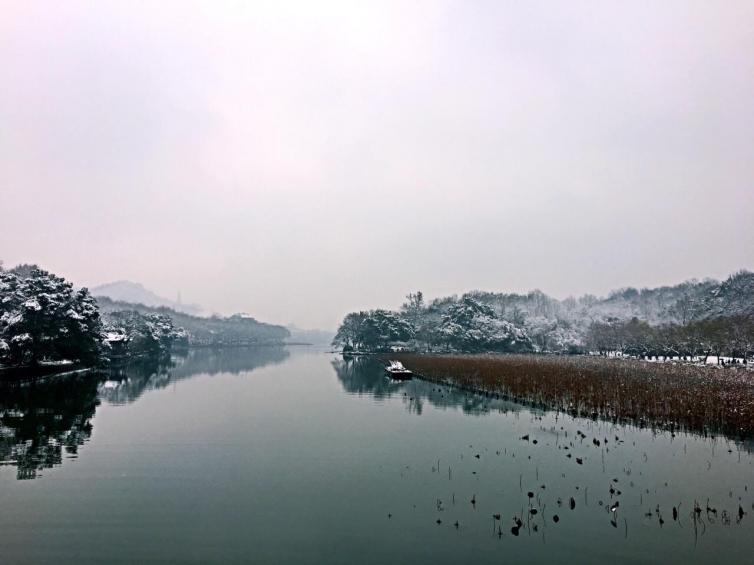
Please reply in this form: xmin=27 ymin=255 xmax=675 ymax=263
xmin=437 ymin=296 xmax=532 ymax=352
xmin=0 ymin=269 xmax=103 ymax=366
xmin=102 ymin=310 xmax=187 ymax=358
xmin=524 ymin=315 xmax=584 ymax=353
xmin=359 ymin=310 xmax=414 ymax=351
xmin=332 ymin=309 xmax=414 ymax=352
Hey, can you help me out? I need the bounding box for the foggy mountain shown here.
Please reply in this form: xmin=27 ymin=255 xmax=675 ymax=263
xmin=285 ymin=325 xmax=335 ymax=346
xmin=90 ymin=281 xmax=203 ymax=316
xmin=92 ymin=281 xmax=334 ymax=343
xmin=95 ymin=296 xmax=289 ymax=347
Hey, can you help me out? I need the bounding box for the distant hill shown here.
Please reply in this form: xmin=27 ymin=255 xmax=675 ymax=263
xmin=285 ymin=325 xmax=335 ymax=345
xmin=96 ymin=296 xmax=289 ymax=346
xmin=705 ymin=270 xmax=754 ymax=319
xmin=91 ymin=281 xmax=203 ymax=316
xmin=462 ymin=270 xmax=754 ymax=327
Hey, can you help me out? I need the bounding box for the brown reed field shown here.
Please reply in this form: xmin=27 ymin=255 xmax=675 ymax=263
xmin=391 ymin=354 xmax=754 ymax=438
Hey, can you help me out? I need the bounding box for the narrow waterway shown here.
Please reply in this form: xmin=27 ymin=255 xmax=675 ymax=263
xmin=1 ymin=347 xmax=751 ymax=564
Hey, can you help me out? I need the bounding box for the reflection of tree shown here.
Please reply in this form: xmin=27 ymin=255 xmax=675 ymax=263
xmin=96 ymin=354 xmax=175 ymax=404
xmin=0 ymin=373 xmax=99 ymax=480
xmin=331 ymin=357 xmax=406 ymax=399
xmin=1 ymin=346 xmax=290 ymax=479
xmin=98 ymin=346 xmax=290 ymax=405
xmin=331 ymin=356 xmax=524 ymax=416
xmin=168 ymin=346 xmax=289 ymax=380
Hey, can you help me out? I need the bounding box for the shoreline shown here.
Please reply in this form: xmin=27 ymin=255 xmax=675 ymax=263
xmin=0 ymin=342 xmax=292 ymax=384
xmin=0 ymin=365 xmax=97 ymax=386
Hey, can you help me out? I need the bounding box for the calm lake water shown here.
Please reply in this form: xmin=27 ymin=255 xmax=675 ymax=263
xmin=1 ymin=347 xmax=752 ymax=564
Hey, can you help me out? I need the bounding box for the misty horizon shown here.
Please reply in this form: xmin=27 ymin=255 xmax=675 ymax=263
xmin=1 ymin=261 xmax=750 ymax=332
xmin=91 ymin=266 xmax=754 ymax=329
xmin=2 ymin=1 xmax=752 ymax=329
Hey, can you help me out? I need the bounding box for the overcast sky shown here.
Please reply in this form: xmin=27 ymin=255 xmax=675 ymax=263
xmin=1 ymin=1 xmax=753 ymax=329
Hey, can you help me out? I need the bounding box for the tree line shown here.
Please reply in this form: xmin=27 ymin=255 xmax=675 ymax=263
xmin=333 ymin=294 xmax=534 ymax=353
xmin=1 ymin=262 xmax=292 ymax=370
xmin=334 ymin=285 xmax=754 ymax=362
xmin=0 ymin=266 xmax=187 ymax=368
xmin=586 ymin=316 xmax=753 ymax=363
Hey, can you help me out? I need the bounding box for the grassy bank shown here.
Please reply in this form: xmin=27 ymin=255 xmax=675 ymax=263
xmin=391 ymin=353 xmax=754 ymax=438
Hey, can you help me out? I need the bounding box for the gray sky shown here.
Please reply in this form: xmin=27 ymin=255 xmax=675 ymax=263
xmin=2 ymin=1 xmax=753 ymax=329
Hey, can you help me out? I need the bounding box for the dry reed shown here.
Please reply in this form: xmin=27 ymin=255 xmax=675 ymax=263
xmin=391 ymin=354 xmax=754 ymax=438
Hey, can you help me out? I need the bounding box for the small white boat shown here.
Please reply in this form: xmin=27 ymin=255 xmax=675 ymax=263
xmin=385 ymin=360 xmax=413 ymax=380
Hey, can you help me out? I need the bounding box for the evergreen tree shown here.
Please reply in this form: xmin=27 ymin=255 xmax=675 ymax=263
xmin=0 ymin=269 xmax=103 ymax=366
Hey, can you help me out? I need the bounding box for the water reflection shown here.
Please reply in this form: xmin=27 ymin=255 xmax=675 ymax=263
xmin=332 ymin=356 xmax=525 ymax=416
xmin=99 ymin=346 xmax=289 ymax=404
xmin=0 ymin=346 xmax=289 ymax=479
xmin=334 ymin=355 xmax=753 ymax=560
xmin=0 ymin=373 xmax=98 ymax=480
xmin=0 ymin=349 xmax=752 ymax=563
